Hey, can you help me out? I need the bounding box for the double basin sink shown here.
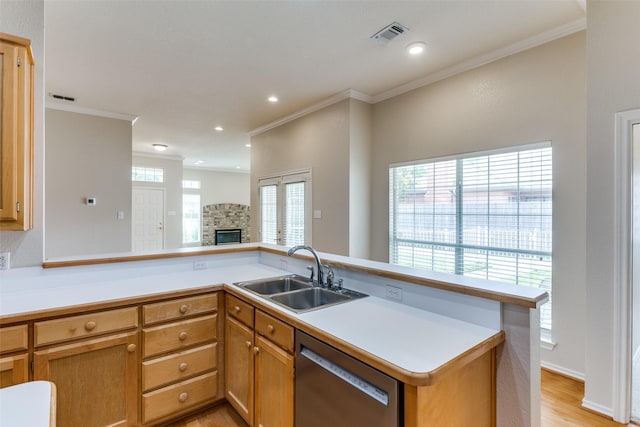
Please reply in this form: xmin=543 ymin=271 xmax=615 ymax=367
xmin=235 ymin=275 xmax=368 ymax=313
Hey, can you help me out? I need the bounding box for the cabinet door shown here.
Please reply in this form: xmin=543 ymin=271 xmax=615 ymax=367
xmin=225 ymin=315 xmax=254 ymax=425
xmin=33 ymin=331 xmax=139 ymax=427
xmin=0 ymin=353 xmax=28 ymax=388
xmin=254 ymin=335 xmax=294 ymax=427
xmin=0 ymin=34 xmax=33 ymax=230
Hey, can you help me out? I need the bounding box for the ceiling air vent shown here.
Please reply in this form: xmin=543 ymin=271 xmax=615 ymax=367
xmin=48 ymin=93 xmax=76 ymax=102
xmin=371 ymin=22 xmax=409 ymax=44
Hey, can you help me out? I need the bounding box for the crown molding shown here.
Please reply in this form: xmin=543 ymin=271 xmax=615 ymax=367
xmin=249 ymin=89 xmax=372 ymax=137
xmin=46 ymin=102 xmax=138 ymax=123
xmin=372 ymin=17 xmax=586 ymax=103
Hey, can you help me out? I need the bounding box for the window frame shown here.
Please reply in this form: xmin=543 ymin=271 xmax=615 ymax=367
xmin=258 ymin=169 xmax=312 ymax=246
xmin=389 ymin=142 xmax=552 ymax=331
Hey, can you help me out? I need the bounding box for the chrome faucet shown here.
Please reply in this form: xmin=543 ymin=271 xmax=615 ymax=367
xmin=287 ymin=245 xmax=324 ymax=287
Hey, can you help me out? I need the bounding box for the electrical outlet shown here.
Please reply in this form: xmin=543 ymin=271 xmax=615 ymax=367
xmin=193 ymin=261 xmax=207 ymax=270
xmin=0 ymin=252 xmax=10 ymax=270
xmin=385 ymin=285 xmax=402 ymax=301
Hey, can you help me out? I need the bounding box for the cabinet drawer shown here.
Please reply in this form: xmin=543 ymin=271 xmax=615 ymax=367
xmin=143 ymin=314 xmax=217 ymax=357
xmin=143 ymin=343 xmax=217 ymax=391
xmin=143 ymin=293 xmax=218 ymax=325
xmin=34 ymin=307 xmax=138 ymax=346
xmin=0 ymin=325 xmax=28 ymax=353
xmin=143 ymin=371 xmax=218 ymax=423
xmin=226 ymin=293 xmax=254 ymax=327
xmin=255 ymin=310 xmax=294 ymax=353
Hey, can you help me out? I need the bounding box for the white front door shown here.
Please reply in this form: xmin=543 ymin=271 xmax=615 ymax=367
xmin=132 ymin=187 xmax=165 ymax=251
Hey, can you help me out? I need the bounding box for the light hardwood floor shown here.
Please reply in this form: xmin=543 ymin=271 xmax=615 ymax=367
xmin=165 ymin=369 xmax=635 ymax=427
xmin=541 ymin=369 xmax=632 ymax=427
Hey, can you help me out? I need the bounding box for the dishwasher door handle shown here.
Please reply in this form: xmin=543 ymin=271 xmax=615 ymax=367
xmin=299 ymin=346 xmax=389 ymax=406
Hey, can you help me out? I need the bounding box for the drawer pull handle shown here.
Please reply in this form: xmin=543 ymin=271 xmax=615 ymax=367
xmin=267 ymin=324 xmax=275 ymax=333
xmin=179 ymin=362 xmax=188 ymax=372
xmin=179 ymin=304 xmax=189 ymax=314
xmin=234 ymin=305 xmax=241 ymax=313
xmin=245 ymin=341 xmax=252 ymax=349
xmin=178 ymin=331 xmax=188 ymax=341
xmin=84 ymin=321 xmax=97 ymax=331
xmin=178 ymin=392 xmax=189 ymax=403
xmin=254 ymin=346 xmax=260 ymax=355
xmin=127 ymin=344 xmax=136 ymax=353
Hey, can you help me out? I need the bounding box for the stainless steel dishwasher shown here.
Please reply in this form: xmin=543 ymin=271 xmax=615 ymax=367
xmin=295 ymin=330 xmax=401 ymax=427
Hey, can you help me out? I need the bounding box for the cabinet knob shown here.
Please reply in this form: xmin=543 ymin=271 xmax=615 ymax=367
xmin=179 ymin=304 xmax=189 ymax=314
xmin=179 ymin=362 xmax=188 ymax=372
xmin=84 ymin=321 xmax=97 ymax=331
xmin=267 ymin=324 xmax=275 ymax=333
xmin=245 ymin=341 xmax=252 ymax=349
xmin=178 ymin=331 xmax=188 ymax=341
xmin=178 ymin=392 xmax=189 ymax=403
xmin=254 ymin=347 xmax=260 ymax=355
xmin=234 ymin=305 xmax=241 ymax=313
xmin=127 ymin=344 xmax=136 ymax=353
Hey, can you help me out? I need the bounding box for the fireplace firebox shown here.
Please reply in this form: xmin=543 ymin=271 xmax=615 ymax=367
xmin=215 ymin=228 xmax=242 ymax=245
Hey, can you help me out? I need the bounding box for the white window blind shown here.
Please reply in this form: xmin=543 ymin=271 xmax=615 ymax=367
xmin=260 ymin=184 xmax=278 ymax=244
xmin=284 ymin=181 xmax=305 ymax=246
xmin=258 ymin=170 xmax=311 ymax=246
xmin=389 ymin=144 xmax=552 ymax=330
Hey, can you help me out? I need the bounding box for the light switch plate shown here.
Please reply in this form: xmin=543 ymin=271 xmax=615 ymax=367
xmin=0 ymin=252 xmax=10 ymax=270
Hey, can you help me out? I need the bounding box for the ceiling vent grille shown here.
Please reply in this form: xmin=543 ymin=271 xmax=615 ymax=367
xmin=371 ymin=22 xmax=409 ymax=44
xmin=48 ymin=93 xmax=76 ymax=102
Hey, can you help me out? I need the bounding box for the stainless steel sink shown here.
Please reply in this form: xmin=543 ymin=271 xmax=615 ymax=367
xmin=235 ymin=274 xmax=367 ymax=313
xmin=239 ymin=275 xmax=313 ymax=295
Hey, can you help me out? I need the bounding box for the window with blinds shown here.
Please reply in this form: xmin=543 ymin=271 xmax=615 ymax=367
xmin=260 ymin=185 xmax=278 ymax=244
xmin=258 ymin=170 xmax=311 ymax=246
xmin=182 ymin=194 xmax=201 ymax=244
xmin=389 ymin=143 xmax=552 ymax=330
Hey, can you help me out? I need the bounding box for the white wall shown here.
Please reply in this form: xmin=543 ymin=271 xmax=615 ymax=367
xmin=132 ymin=154 xmax=183 ymax=250
xmin=251 ymin=100 xmax=351 ymax=255
xmin=182 ymin=168 xmax=250 ymax=207
xmin=0 ymin=0 xmax=44 ymax=267
xmin=349 ymin=99 xmax=372 ymax=260
xmin=46 ymin=109 xmax=132 ymax=258
xmin=585 ymin=0 xmax=640 ymax=414
xmin=370 ymin=33 xmax=587 ymax=378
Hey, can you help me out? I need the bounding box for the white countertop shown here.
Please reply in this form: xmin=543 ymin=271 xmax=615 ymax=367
xmin=0 ymin=253 xmax=501 ymax=379
xmin=0 ymin=381 xmax=55 ymax=426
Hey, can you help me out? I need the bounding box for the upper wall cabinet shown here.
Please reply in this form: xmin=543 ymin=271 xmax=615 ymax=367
xmin=0 ymin=33 xmax=34 ymax=231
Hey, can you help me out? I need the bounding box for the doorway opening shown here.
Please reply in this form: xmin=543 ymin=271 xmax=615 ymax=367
xmin=132 ymin=187 xmax=165 ymax=252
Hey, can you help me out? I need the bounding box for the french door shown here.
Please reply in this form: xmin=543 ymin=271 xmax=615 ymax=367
xmin=258 ymin=170 xmax=311 ymax=246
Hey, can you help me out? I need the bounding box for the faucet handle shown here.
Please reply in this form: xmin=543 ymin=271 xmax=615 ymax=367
xmin=323 ymin=264 xmax=335 ymax=289
xmin=306 ymin=265 xmax=314 ymax=282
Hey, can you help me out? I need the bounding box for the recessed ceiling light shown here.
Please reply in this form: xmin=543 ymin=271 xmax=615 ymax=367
xmin=406 ymin=41 xmax=426 ymax=56
xmin=215 ymin=126 xmax=223 ymax=131
xmin=236 ymin=166 xmax=241 ymax=169
xmin=152 ymin=144 xmax=168 ymax=152
xmin=195 ymin=160 xmax=204 ymax=165
xmin=268 ymin=96 xmax=279 ymax=103
xmin=245 ymin=143 xmax=252 ymax=148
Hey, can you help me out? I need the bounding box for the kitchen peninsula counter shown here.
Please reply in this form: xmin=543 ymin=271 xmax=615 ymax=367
xmin=0 ymin=243 xmax=544 ymax=426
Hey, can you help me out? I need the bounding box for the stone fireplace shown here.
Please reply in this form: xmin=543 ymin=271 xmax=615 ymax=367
xmin=202 ymin=203 xmax=250 ymax=246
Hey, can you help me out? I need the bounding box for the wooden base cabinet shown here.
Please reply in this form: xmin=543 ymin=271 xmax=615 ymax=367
xmin=33 ymin=331 xmax=139 ymax=427
xmin=0 ymin=324 xmax=29 ymax=388
xmin=224 ymin=293 xmax=294 ymax=427
xmin=141 ymin=293 xmax=221 ymax=425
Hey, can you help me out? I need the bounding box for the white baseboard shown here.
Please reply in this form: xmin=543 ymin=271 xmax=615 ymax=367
xmin=582 ymin=399 xmax=614 ymax=419
xmin=541 ymin=361 xmax=585 ymax=381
